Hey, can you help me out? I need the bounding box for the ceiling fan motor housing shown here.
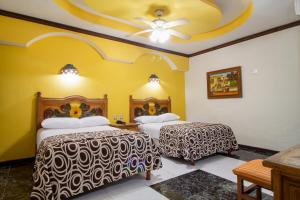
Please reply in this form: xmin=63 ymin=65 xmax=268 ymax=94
xmin=155 ymin=9 xmax=165 ymax=18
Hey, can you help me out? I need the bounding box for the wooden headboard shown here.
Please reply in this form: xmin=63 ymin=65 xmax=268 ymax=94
xmin=129 ymin=95 xmax=171 ymax=123
xmin=36 ymin=92 xmax=108 ymax=128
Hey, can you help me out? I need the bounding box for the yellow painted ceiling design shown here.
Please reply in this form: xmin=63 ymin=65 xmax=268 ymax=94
xmin=0 ymin=15 xmax=189 ymax=71
xmin=54 ymin=0 xmax=253 ymax=43
xmin=84 ymin=0 xmax=222 ymax=35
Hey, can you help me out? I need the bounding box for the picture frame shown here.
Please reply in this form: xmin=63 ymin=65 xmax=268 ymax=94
xmin=207 ymin=66 xmax=242 ymax=99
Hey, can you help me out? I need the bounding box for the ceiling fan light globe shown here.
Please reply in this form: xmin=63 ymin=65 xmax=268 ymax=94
xmin=150 ymin=35 xmax=158 ymax=42
xmin=150 ymin=30 xmax=159 ymax=42
xmin=158 ymin=31 xmax=170 ymax=43
xmin=149 ymin=29 xmax=170 ymax=43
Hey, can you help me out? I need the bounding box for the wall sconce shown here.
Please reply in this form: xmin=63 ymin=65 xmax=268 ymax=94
xmin=149 ymin=74 xmax=159 ymax=84
xmin=60 ymin=64 xmax=79 ymax=75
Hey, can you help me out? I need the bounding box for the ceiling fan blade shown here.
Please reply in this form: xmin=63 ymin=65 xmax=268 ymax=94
xmin=163 ymin=18 xmax=189 ymax=28
xmin=167 ymin=29 xmax=191 ymax=40
xmin=135 ymin=17 xmax=157 ymax=28
xmin=127 ymin=29 xmax=153 ymax=37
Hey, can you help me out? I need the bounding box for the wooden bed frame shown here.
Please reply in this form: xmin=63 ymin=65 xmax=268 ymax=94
xmin=36 ymin=92 xmax=108 ymax=129
xmin=129 ymin=95 xmax=171 ymax=123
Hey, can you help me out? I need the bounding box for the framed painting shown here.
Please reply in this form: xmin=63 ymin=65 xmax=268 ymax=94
xmin=207 ymin=66 xmax=242 ymax=99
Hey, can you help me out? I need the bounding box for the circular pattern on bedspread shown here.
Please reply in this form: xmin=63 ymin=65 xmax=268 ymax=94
xmin=31 ymin=130 xmax=162 ymax=200
xmin=159 ymin=122 xmax=238 ymax=161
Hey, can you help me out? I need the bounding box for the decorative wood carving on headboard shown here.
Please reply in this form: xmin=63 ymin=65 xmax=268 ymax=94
xmin=129 ymin=95 xmax=171 ymax=123
xmin=36 ymin=92 xmax=108 ymax=129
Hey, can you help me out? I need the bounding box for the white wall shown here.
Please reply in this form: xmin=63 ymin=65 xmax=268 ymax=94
xmin=185 ymin=27 xmax=300 ymax=151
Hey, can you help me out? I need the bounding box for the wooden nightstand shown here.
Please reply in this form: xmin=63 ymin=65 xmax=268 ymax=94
xmin=109 ymin=123 xmax=139 ymax=131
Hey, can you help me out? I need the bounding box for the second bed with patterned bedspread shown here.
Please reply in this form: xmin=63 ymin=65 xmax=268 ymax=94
xmin=159 ymin=122 xmax=238 ymax=162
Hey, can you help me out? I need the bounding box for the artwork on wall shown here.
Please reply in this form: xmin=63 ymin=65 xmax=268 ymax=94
xmin=207 ymin=66 xmax=242 ymax=99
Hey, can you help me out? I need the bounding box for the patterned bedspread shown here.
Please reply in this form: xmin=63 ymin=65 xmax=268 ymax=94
xmin=31 ymin=130 xmax=162 ymax=200
xmin=159 ymin=122 xmax=238 ymax=161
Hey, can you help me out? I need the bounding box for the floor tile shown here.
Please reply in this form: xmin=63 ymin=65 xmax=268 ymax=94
xmin=3 ymin=163 xmax=33 ymax=200
xmin=2 ymin=178 xmax=32 ymax=200
xmin=0 ymin=176 xmax=8 ymax=197
xmin=110 ymin=186 xmax=168 ymax=200
xmin=159 ymin=157 xmax=197 ymax=177
xmin=74 ymin=187 xmax=111 ymax=200
xmin=0 ymin=166 xmax=10 ymax=200
xmin=148 ymin=168 xmax=175 ymax=185
xmin=227 ymin=149 xmax=273 ymax=161
xmin=195 ymin=155 xmax=245 ymax=182
xmin=151 ymin=169 xmax=272 ymax=200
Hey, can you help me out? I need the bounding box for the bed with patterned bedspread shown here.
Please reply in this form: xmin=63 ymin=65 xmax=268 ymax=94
xmin=31 ymin=130 xmax=162 ymax=200
xmin=159 ymin=122 xmax=238 ymax=163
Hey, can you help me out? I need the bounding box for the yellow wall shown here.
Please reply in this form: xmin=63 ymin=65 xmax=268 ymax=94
xmin=0 ymin=16 xmax=188 ymax=162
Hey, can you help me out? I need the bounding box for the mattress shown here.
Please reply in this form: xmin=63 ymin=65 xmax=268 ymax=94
xmin=36 ymin=125 xmax=118 ymax=148
xmin=138 ymin=120 xmax=188 ymax=139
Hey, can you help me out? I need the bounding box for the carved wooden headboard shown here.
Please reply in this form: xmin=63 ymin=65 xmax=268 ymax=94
xmin=129 ymin=95 xmax=171 ymax=123
xmin=36 ymin=92 xmax=108 ymax=129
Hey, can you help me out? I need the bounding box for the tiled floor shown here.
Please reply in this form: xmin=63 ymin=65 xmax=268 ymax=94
xmin=0 ymin=146 xmax=275 ymax=200
xmin=151 ymin=169 xmax=272 ymax=200
xmin=0 ymin=160 xmax=34 ymax=200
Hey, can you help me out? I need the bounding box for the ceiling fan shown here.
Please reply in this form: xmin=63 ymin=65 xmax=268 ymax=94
xmin=128 ymin=9 xmax=191 ymax=43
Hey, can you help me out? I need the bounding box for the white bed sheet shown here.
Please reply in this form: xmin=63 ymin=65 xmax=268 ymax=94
xmin=37 ymin=125 xmax=118 ymax=148
xmin=138 ymin=120 xmax=188 ymax=139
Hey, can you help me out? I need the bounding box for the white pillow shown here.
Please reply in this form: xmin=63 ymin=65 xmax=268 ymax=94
xmin=159 ymin=113 xmax=180 ymax=122
xmin=41 ymin=117 xmax=80 ymax=129
xmin=134 ymin=115 xmax=163 ymax=124
xmin=80 ymin=116 xmax=110 ymax=127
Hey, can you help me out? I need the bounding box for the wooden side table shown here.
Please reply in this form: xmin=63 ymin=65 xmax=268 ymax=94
xmin=263 ymin=144 xmax=300 ymax=200
xmin=109 ymin=123 xmax=139 ymax=131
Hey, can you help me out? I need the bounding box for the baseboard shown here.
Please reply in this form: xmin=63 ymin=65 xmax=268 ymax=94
xmin=0 ymin=157 xmax=35 ymax=167
xmin=239 ymin=144 xmax=279 ymax=155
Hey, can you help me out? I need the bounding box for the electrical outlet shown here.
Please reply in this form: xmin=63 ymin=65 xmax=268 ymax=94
xmin=296 ymin=0 xmax=300 ymax=15
xmin=252 ymin=69 xmax=258 ymax=74
xmin=119 ymin=114 xmax=124 ymax=121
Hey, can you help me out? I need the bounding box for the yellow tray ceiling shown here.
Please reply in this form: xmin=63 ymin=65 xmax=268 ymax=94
xmin=54 ymin=0 xmax=253 ymax=43
xmin=84 ymin=0 xmax=222 ymax=35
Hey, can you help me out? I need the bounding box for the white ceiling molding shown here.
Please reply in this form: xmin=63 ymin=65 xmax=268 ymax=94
xmin=0 ymin=40 xmax=26 ymax=47
xmin=26 ymin=32 xmax=110 ymax=59
xmin=68 ymin=0 xmax=147 ymax=29
xmin=211 ymin=0 xmax=251 ymax=28
xmin=134 ymin=52 xmax=178 ymax=71
xmin=0 ymin=32 xmax=180 ymax=70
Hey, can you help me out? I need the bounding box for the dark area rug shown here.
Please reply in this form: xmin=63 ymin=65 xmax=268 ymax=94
xmin=150 ymin=170 xmax=272 ymax=200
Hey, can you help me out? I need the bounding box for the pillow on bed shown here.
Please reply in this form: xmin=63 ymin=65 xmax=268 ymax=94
xmin=80 ymin=116 xmax=110 ymax=127
xmin=159 ymin=113 xmax=180 ymax=122
xmin=134 ymin=115 xmax=163 ymax=124
xmin=41 ymin=117 xmax=80 ymax=129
